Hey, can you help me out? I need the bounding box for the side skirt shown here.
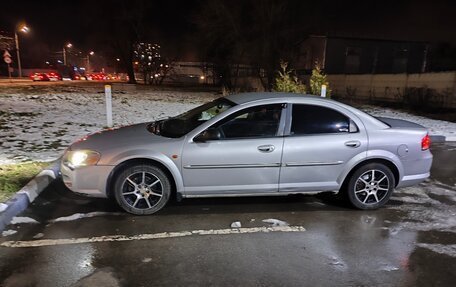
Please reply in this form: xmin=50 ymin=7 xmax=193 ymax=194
xmin=182 ymin=190 xmax=339 ymax=198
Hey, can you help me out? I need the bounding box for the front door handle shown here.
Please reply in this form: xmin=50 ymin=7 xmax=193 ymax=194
xmin=345 ymin=140 xmax=361 ymax=148
xmin=258 ymin=145 xmax=275 ymax=153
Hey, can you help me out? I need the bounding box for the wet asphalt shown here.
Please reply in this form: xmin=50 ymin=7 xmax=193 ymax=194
xmin=0 ymin=143 xmax=455 ymax=287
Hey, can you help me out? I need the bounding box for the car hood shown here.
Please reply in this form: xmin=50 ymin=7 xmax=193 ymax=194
xmin=69 ymin=122 xmax=171 ymax=152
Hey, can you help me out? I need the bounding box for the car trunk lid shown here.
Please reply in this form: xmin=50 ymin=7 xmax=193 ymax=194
xmin=376 ymin=117 xmax=426 ymax=130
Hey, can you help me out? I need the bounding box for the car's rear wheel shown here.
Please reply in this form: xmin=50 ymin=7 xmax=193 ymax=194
xmin=114 ymin=164 xmax=171 ymax=215
xmin=346 ymin=163 xmax=395 ymax=209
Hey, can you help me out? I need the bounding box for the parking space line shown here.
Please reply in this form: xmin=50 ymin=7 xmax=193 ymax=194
xmin=1 ymin=226 xmax=306 ymax=248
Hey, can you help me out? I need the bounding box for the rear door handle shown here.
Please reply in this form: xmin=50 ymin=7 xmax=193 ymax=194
xmin=258 ymin=145 xmax=275 ymax=153
xmin=345 ymin=140 xmax=361 ymax=148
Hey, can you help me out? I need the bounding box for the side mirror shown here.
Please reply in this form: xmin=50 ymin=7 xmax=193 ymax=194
xmin=194 ymin=128 xmax=221 ymax=142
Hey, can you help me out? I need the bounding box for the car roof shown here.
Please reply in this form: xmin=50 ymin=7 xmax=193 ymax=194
xmin=225 ymin=92 xmax=389 ymax=130
xmin=225 ymin=92 xmax=334 ymax=105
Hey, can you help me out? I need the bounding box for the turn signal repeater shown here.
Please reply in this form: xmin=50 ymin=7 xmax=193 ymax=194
xmin=421 ymin=134 xmax=431 ymax=151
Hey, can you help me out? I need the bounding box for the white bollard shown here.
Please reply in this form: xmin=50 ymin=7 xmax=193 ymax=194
xmin=321 ymin=84 xmax=327 ymax=98
xmin=105 ymin=85 xmax=113 ymax=128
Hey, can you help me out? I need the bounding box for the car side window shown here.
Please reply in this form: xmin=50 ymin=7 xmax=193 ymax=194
xmin=291 ymin=104 xmax=355 ymax=135
xmin=211 ymin=104 xmax=283 ymax=139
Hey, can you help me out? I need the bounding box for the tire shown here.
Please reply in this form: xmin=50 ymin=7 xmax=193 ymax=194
xmin=114 ymin=164 xmax=171 ymax=215
xmin=346 ymin=163 xmax=395 ymax=210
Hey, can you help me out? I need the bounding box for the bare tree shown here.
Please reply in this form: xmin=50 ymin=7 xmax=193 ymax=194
xmin=195 ymin=0 xmax=245 ymax=90
xmin=195 ymin=0 xmax=310 ymax=90
xmin=91 ymin=0 xmax=152 ymax=84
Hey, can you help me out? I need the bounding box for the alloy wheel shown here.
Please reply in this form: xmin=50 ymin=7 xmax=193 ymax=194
xmin=354 ymin=169 xmax=390 ymax=205
xmin=121 ymin=171 xmax=164 ymax=210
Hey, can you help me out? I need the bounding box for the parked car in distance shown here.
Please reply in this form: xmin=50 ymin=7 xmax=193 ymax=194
xmin=46 ymin=72 xmax=62 ymax=81
xmin=105 ymin=74 xmax=119 ymax=81
xmin=87 ymin=73 xmax=106 ymax=81
xmin=61 ymin=93 xmax=433 ymax=215
xmin=30 ymin=72 xmax=49 ymax=81
xmin=30 ymin=72 xmax=61 ymax=81
xmin=73 ymin=73 xmax=86 ymax=80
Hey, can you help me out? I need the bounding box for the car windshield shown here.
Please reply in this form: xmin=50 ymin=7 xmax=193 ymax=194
xmin=150 ymin=98 xmax=236 ymax=138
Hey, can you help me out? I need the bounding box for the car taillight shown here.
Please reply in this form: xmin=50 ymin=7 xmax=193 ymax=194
xmin=421 ymin=134 xmax=431 ymax=150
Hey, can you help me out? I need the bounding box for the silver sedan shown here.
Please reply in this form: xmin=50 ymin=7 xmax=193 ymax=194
xmin=61 ymin=93 xmax=433 ymax=214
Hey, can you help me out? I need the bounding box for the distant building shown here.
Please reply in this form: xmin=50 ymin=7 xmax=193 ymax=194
xmin=166 ymin=61 xmax=213 ymax=84
xmin=296 ymin=35 xmax=430 ymax=74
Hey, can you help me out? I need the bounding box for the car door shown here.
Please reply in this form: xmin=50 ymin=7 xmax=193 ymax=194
xmin=182 ymin=103 xmax=286 ymax=195
xmin=279 ymin=103 xmax=368 ymax=192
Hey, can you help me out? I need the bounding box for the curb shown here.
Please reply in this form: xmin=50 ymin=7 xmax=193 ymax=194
xmin=0 ymin=160 xmax=60 ymax=232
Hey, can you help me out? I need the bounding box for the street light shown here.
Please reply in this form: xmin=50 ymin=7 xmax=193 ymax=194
xmin=14 ymin=24 xmax=29 ymax=78
xmin=63 ymin=43 xmax=72 ymax=65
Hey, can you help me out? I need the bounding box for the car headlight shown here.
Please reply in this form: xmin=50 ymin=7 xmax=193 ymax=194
xmin=64 ymin=150 xmax=101 ymax=169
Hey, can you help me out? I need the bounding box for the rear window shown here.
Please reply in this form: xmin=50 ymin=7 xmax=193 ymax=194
xmin=291 ymin=104 xmax=350 ymax=135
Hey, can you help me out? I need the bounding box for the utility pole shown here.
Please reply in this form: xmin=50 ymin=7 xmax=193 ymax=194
xmin=14 ymin=32 xmax=22 ymax=77
xmin=63 ymin=43 xmax=72 ymax=66
xmin=421 ymin=44 xmax=429 ymax=73
xmin=87 ymin=51 xmax=94 ymax=72
xmin=13 ymin=24 xmax=29 ymax=78
xmin=63 ymin=47 xmax=67 ymax=65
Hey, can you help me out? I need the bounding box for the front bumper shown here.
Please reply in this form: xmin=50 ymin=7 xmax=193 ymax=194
xmin=61 ymin=162 xmax=114 ymax=198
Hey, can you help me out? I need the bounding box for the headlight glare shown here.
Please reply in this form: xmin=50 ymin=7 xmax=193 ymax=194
xmin=65 ymin=150 xmax=100 ymax=168
xmin=70 ymin=151 xmax=88 ymax=166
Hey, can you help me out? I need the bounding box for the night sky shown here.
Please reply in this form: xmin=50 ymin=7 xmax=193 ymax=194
xmin=1 ymin=0 xmax=455 ymax=68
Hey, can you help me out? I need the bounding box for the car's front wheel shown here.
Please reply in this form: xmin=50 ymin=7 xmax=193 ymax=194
xmin=114 ymin=164 xmax=171 ymax=215
xmin=346 ymin=163 xmax=395 ymax=209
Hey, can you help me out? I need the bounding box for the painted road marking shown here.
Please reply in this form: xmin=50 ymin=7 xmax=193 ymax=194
xmin=1 ymin=226 xmax=306 ymax=248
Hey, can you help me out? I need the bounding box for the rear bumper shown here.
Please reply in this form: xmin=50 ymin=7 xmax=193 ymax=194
xmin=61 ymin=162 xmax=114 ymax=198
xmin=397 ymin=172 xmax=430 ymax=188
xmin=397 ymin=151 xmax=433 ymax=188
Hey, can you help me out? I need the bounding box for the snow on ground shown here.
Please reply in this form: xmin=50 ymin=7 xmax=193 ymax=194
xmin=49 ymin=211 xmax=124 ymax=223
xmin=1 ymin=84 xmax=455 ymax=164
xmin=362 ymin=105 xmax=456 ymax=141
xmin=142 ymin=258 xmax=153 ymax=263
xmin=230 ymin=221 xmax=242 ymax=228
xmin=33 ymin=232 xmax=44 ymax=239
xmin=0 ymin=85 xmax=217 ymax=164
xmin=388 ymin=180 xmax=456 ymax=234
xmin=1 ymin=229 xmax=17 ymax=237
xmin=262 ymin=218 xmax=289 ymax=227
xmin=10 ymin=216 xmax=39 ymax=224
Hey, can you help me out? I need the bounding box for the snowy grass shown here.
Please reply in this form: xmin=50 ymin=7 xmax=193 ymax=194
xmin=0 ymin=161 xmax=48 ymax=202
xmin=0 ymin=85 xmax=217 ymax=164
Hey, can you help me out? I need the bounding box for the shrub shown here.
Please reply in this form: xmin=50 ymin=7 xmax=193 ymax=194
xmin=273 ymin=61 xmax=306 ymax=94
xmin=310 ymin=62 xmax=331 ymax=98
